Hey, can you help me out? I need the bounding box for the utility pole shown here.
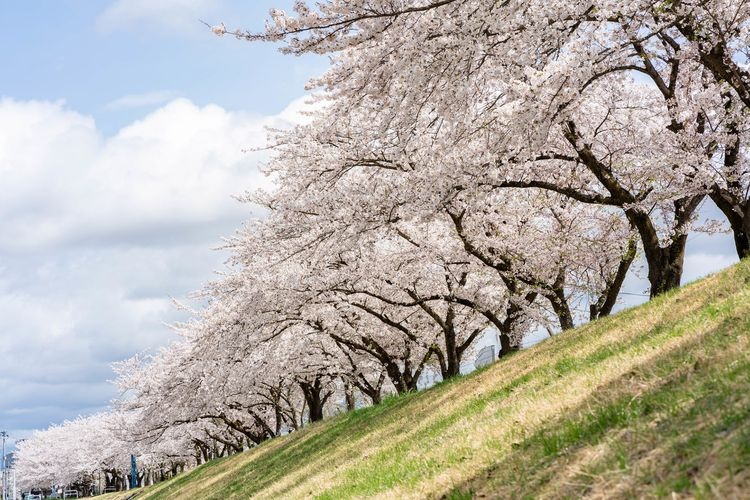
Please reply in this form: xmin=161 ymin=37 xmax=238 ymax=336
xmin=1 ymin=431 xmax=8 ymax=500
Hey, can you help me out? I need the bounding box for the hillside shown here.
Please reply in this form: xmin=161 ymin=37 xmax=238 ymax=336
xmin=108 ymin=260 xmax=750 ymax=499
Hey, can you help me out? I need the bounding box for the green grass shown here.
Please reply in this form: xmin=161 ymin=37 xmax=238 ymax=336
xmin=115 ymin=260 xmax=750 ymax=499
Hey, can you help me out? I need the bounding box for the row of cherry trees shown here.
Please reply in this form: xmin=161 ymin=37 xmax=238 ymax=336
xmin=240 ymin=0 xmax=749 ymax=295
xmin=13 ymin=412 xmax=194 ymax=492
xmin=16 ymin=0 xmax=748 ymax=491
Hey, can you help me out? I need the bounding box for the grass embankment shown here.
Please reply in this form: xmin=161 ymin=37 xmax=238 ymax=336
xmin=111 ymin=261 xmax=750 ymax=498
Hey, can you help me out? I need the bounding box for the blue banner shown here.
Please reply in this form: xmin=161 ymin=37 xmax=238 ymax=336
xmin=131 ymin=454 xmax=137 ymax=489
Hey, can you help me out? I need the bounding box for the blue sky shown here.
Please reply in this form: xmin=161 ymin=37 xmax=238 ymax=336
xmin=0 ymin=0 xmax=739 ymax=452
xmin=0 ymin=0 xmax=326 ymax=449
xmin=2 ymin=1 xmax=322 ymax=134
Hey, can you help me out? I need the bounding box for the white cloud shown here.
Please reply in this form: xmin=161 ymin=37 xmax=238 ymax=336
xmin=97 ymin=0 xmax=222 ymax=34
xmin=103 ymin=90 xmax=182 ymax=111
xmin=0 ymin=95 xmax=308 ymax=443
xmin=0 ymin=96 xmax=311 ymax=252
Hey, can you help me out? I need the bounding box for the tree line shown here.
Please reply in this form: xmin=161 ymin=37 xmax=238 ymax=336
xmin=16 ymin=0 xmax=750 ymax=491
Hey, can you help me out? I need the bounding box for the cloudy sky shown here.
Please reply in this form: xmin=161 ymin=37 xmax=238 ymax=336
xmin=0 ymin=1 xmax=740 ymax=451
xmin=0 ymin=0 xmax=325 ymax=449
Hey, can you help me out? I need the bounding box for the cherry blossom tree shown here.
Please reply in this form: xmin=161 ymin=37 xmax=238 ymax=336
xmin=225 ymin=0 xmax=747 ymax=294
xmin=25 ymin=1 xmax=750 ymax=488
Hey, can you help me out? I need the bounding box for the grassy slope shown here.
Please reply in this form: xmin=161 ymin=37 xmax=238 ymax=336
xmin=116 ymin=261 xmax=750 ymax=499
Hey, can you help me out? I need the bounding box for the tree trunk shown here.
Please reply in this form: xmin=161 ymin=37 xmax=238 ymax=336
xmin=494 ymin=289 xmax=536 ymax=357
xmin=384 ymin=361 xmax=410 ymax=394
xmin=627 ymin=196 xmax=702 ymax=297
xmin=343 ymin=378 xmax=356 ymax=411
xmin=355 ymin=370 xmax=385 ymax=405
xmin=629 ymin=223 xmax=687 ymax=299
xmin=731 ymin=216 xmax=750 ymax=259
xmin=369 ymin=388 xmax=382 ymax=405
xmin=549 ymin=268 xmax=575 ymax=330
xmin=644 ymin=237 xmax=687 ymax=297
xmin=299 ymin=378 xmax=329 ymax=423
xmin=711 ymin=191 xmax=750 ymax=260
xmin=708 ymin=118 xmax=749 ymax=260
xmin=590 ymin=237 xmax=637 ymax=320
xmin=497 ymin=306 xmax=524 ymax=358
xmin=443 ymin=323 xmax=460 ymax=378
xmin=498 ymin=332 xmax=516 ymax=357
xmin=412 ymin=296 xmax=463 ymax=380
